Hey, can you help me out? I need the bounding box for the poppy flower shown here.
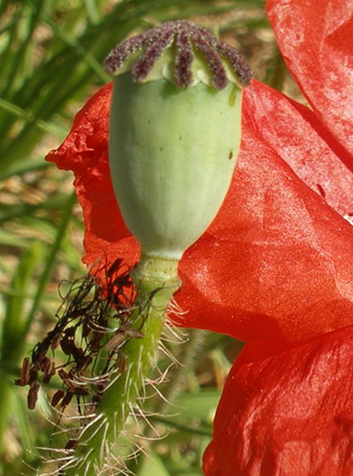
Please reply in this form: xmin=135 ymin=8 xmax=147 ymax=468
xmin=46 ymin=0 xmax=353 ymax=474
xmin=46 ymin=75 xmax=353 ymax=345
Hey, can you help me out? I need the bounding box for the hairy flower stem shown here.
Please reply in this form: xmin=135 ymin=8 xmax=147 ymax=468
xmin=159 ymin=329 xmax=208 ymax=411
xmin=64 ymin=256 xmax=180 ymax=476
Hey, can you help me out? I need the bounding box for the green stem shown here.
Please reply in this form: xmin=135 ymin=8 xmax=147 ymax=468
xmin=127 ymin=328 xmax=209 ymax=475
xmin=64 ymin=256 xmax=180 ymax=476
xmin=0 ymin=381 xmax=13 ymax=469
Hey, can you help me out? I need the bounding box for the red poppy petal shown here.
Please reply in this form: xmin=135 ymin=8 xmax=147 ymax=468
xmin=244 ymin=81 xmax=353 ymax=216
xmin=47 ymin=84 xmax=112 ymax=173
xmin=47 ymin=82 xmax=353 ymax=343
xmin=203 ymin=324 xmax=353 ymax=476
xmin=46 ymin=83 xmax=138 ymax=268
xmin=267 ymin=0 xmax=353 ymax=170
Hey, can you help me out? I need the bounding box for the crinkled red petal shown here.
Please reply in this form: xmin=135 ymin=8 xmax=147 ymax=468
xmin=203 ymin=324 xmax=353 ymax=476
xmin=46 ymin=83 xmax=138 ymax=269
xmin=245 ymin=81 xmax=353 ymax=216
xmin=267 ymin=0 xmax=353 ymax=171
xmin=46 ymin=82 xmax=353 ymax=343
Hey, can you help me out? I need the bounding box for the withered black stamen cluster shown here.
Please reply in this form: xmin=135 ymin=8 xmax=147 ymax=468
xmin=15 ymin=258 xmax=147 ymax=414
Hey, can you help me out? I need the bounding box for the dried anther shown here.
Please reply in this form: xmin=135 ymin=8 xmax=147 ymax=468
xmin=61 ymin=391 xmax=74 ymax=408
xmin=15 ymin=357 xmax=31 ymax=386
xmin=105 ymin=326 xmax=144 ymax=352
xmin=15 ymin=258 xmax=150 ymax=415
xmin=104 ymin=20 xmax=253 ymax=89
xmin=64 ymin=439 xmax=78 ymax=451
xmin=51 ymin=389 xmax=66 ymax=407
xmin=28 ymin=381 xmax=40 ymax=410
xmin=42 ymin=360 xmax=56 ymax=384
xmin=105 ymin=332 xmax=128 ymax=352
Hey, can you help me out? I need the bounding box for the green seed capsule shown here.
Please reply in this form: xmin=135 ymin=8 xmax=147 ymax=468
xmin=105 ymin=20 xmax=252 ymax=262
xmin=109 ymin=74 xmax=242 ymax=259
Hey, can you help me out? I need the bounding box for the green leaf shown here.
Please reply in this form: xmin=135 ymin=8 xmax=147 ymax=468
xmin=137 ymin=449 xmax=172 ymax=476
xmin=0 ymin=193 xmax=70 ymax=224
xmin=0 ymin=240 xmax=43 ymax=361
xmin=0 ymin=98 xmax=66 ymax=138
xmin=174 ymin=390 xmax=221 ymax=421
xmin=23 ymin=191 xmax=76 ymax=338
xmin=13 ymin=392 xmax=35 ymax=459
xmin=0 ymin=229 xmax=31 ymax=248
xmin=0 ymin=156 xmax=48 ymax=181
xmin=149 ymin=416 xmax=212 ymax=437
xmin=0 ymin=240 xmax=43 ymax=456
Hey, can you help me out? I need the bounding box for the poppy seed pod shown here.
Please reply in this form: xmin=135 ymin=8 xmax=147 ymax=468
xmin=105 ymin=21 xmax=252 ymax=264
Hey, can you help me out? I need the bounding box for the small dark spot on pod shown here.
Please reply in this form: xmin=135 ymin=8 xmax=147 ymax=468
xmin=228 ymin=149 xmax=233 ymax=160
xmin=27 ymin=381 xmax=40 ymax=410
xmin=317 ymin=183 xmax=326 ymax=198
xmin=51 ymin=389 xmax=65 ymax=407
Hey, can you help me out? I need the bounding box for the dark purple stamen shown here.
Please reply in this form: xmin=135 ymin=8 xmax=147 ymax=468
xmin=174 ymin=31 xmax=194 ymax=88
xmin=132 ymin=29 xmax=174 ymax=82
xmin=104 ymin=20 xmax=253 ymax=89
xmin=192 ymin=32 xmax=228 ymax=90
xmin=216 ymin=42 xmax=254 ymax=88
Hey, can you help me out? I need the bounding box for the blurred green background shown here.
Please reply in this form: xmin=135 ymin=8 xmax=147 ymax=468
xmin=0 ymin=0 xmax=296 ymax=474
